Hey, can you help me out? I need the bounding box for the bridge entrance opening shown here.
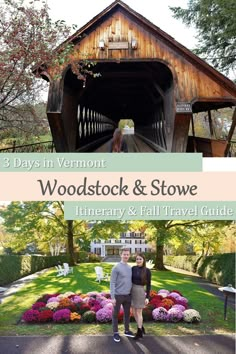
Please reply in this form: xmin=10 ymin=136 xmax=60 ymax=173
xmin=64 ymin=60 xmax=174 ymax=152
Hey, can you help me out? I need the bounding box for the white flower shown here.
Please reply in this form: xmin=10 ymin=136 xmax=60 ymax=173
xmin=183 ymin=309 xmax=201 ymax=323
xmin=46 ymin=301 xmax=59 ymax=310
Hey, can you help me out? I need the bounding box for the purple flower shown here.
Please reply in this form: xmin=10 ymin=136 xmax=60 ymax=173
xmin=104 ymin=303 xmax=113 ymax=311
xmin=47 ymin=297 xmax=59 ymax=303
xmin=169 ymin=292 xmax=181 ymax=299
xmin=90 ymin=303 xmax=102 ymax=312
xmin=53 ymin=309 xmax=71 ymax=323
xmin=96 ymin=307 xmax=112 ymax=323
xmin=175 ymin=296 xmax=188 ymax=308
xmin=22 ymin=309 xmax=40 ymax=323
xmin=152 ymin=307 xmax=168 ymax=321
xmin=167 ymin=308 xmax=183 ymax=322
xmin=172 ymin=304 xmax=186 ymax=312
xmin=73 ymin=295 xmax=83 ymax=304
xmin=100 ymin=292 xmax=111 ymax=298
xmin=32 ymin=302 xmax=46 ymax=310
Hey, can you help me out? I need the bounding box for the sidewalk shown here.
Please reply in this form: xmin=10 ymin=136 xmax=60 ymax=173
xmin=0 ymin=334 xmax=235 ymax=354
xmin=0 ymin=269 xmax=49 ymax=302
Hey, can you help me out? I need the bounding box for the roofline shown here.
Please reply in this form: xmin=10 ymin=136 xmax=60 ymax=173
xmin=49 ymin=0 xmax=236 ymax=95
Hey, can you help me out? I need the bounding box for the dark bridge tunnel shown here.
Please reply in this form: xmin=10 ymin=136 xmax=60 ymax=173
xmin=62 ymin=60 xmax=173 ymax=152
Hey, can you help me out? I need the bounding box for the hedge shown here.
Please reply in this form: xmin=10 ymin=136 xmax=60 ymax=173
xmin=0 ymin=255 xmax=69 ymax=286
xmin=197 ymin=253 xmax=235 ymax=287
xmin=129 ymin=252 xmax=156 ymax=262
xmin=163 ymin=255 xmax=201 ymax=273
xmin=164 ymin=253 xmax=235 ymax=287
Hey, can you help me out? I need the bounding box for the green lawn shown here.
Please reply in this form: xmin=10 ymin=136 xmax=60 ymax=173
xmin=0 ymin=262 xmax=234 ymax=336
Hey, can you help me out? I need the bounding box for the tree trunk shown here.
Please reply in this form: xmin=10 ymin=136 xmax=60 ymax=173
xmin=154 ymin=243 xmax=166 ymax=270
xmin=67 ymin=220 xmax=76 ymax=265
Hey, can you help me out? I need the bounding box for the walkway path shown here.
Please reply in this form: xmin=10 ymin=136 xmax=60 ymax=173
xmin=0 ymin=334 xmax=235 ymax=354
xmin=0 ymin=269 xmax=48 ymax=302
xmin=165 ymin=265 xmax=235 ymax=310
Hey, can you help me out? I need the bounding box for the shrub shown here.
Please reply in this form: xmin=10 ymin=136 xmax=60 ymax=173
xmin=53 ymin=309 xmax=71 ymax=323
xmin=164 ymin=254 xmax=235 ymax=287
xmin=167 ymin=308 xmax=183 ymax=322
xmin=183 ymin=309 xmax=201 ymax=323
xmin=32 ymin=302 xmax=47 ymax=310
xmin=88 ymin=253 xmax=101 ymax=263
xmin=78 ymin=304 xmax=91 ymax=315
xmin=38 ymin=310 xmax=54 ymax=322
xmin=82 ymin=311 xmax=96 ymax=323
xmin=22 ymin=309 xmax=40 ymax=323
xmin=0 ymin=255 xmax=69 ymax=285
xmin=197 ymin=253 xmax=235 ymax=287
xmin=70 ymin=312 xmax=81 ymax=322
xmin=152 ymin=307 xmax=168 ymax=321
xmin=142 ymin=307 xmax=153 ymax=321
xmin=96 ymin=308 xmax=112 ymax=323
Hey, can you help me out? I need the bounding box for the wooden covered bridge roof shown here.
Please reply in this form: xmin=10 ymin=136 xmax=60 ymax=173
xmin=41 ymin=0 xmax=236 ymax=154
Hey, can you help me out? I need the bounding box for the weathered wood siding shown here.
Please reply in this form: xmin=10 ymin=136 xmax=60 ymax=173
xmin=57 ymin=9 xmax=235 ymax=102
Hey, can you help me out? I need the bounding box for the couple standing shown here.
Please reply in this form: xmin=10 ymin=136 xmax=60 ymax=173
xmin=110 ymin=247 xmax=151 ymax=342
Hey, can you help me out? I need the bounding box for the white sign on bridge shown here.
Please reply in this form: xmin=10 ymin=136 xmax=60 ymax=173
xmin=176 ymin=102 xmax=192 ymax=113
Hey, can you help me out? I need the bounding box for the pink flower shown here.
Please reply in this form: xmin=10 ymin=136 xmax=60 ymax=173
xmin=167 ymin=308 xmax=183 ymax=322
xmin=32 ymin=302 xmax=46 ymax=310
xmin=22 ymin=309 xmax=40 ymax=323
xmin=152 ymin=307 xmax=168 ymax=321
xmin=53 ymin=309 xmax=71 ymax=323
xmin=96 ymin=308 xmax=112 ymax=323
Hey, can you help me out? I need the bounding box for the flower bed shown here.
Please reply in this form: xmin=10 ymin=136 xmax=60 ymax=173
xmin=21 ymin=289 xmax=201 ymax=324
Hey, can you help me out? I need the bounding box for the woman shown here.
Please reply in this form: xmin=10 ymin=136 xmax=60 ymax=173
xmin=109 ymin=128 xmax=128 ymax=152
xmin=131 ymin=253 xmax=151 ymax=340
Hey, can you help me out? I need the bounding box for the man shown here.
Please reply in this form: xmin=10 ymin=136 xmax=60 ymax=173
xmin=110 ymin=247 xmax=134 ymax=342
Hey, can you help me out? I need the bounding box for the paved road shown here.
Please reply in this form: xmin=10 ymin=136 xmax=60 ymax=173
xmin=0 ymin=334 xmax=235 ymax=354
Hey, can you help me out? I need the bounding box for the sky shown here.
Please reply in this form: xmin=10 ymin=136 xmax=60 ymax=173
xmin=46 ymin=0 xmax=198 ymax=50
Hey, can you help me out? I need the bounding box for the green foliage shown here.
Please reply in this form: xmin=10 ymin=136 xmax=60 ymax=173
xmin=164 ymin=255 xmax=201 ymax=272
xmin=82 ymin=311 xmax=96 ymax=323
xmin=197 ymin=253 xmax=235 ymax=286
xmin=170 ymin=0 xmax=236 ymax=74
xmin=0 ymin=254 xmax=69 ymax=285
xmin=88 ymin=253 xmax=101 ymax=263
xmin=164 ymin=253 xmax=235 ymax=286
xmin=129 ymin=252 xmax=156 ymax=262
xmin=90 ymin=221 xmax=128 ymax=240
xmin=75 ymin=251 xmax=101 ymax=263
xmin=0 ymin=202 xmax=88 ymax=259
xmin=76 ymin=251 xmax=89 ymax=262
xmin=119 ymin=119 xmax=134 ymax=129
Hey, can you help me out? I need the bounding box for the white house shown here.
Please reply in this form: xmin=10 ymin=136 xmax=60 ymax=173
xmin=90 ymin=231 xmax=153 ymax=257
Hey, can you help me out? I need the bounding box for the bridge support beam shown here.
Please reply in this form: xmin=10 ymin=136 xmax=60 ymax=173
xmin=171 ymin=114 xmax=191 ymax=152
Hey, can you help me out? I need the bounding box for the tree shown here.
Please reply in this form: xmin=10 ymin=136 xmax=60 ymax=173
xmin=129 ymin=220 xmax=231 ymax=270
xmin=0 ymin=0 xmax=96 ymax=131
xmin=0 ymin=0 xmax=72 ymax=124
xmin=170 ymin=0 xmax=236 ymax=75
xmin=0 ymin=201 xmax=88 ymax=264
xmin=188 ymin=223 xmax=223 ymax=256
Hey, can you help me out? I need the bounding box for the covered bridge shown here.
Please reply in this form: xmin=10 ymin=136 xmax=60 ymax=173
xmin=39 ymin=0 xmax=236 ymax=155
